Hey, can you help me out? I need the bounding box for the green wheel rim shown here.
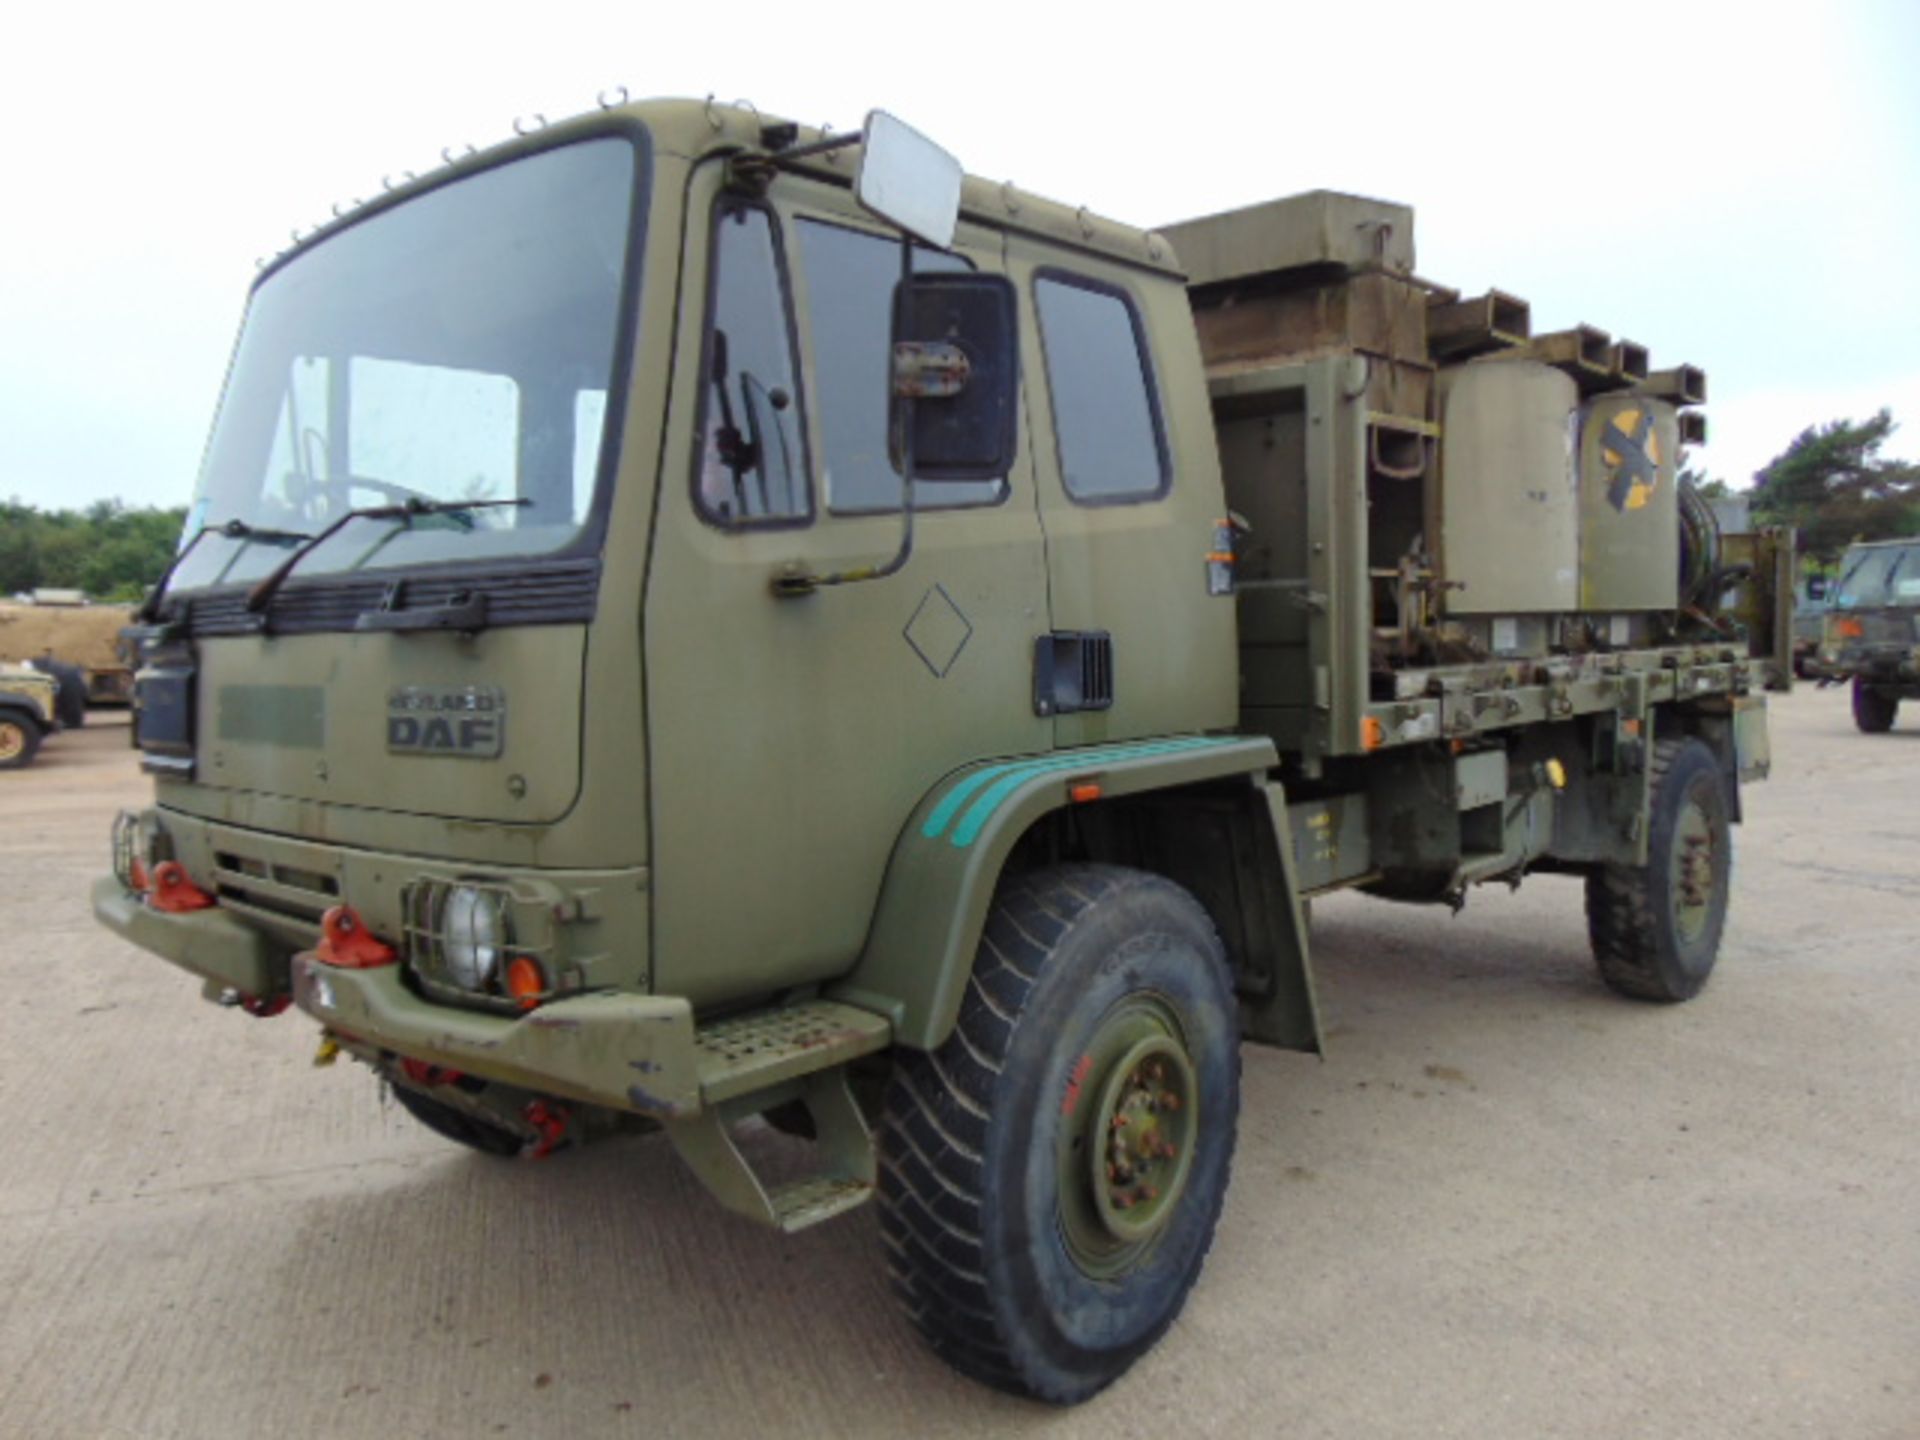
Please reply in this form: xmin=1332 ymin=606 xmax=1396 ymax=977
xmin=1055 ymin=994 xmax=1199 ymax=1279
xmin=1669 ymin=789 xmax=1717 ymax=944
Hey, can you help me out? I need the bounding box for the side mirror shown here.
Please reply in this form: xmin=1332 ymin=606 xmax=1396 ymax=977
xmin=889 ymin=273 xmax=1019 ymax=482
xmin=855 ymin=110 xmax=963 ymax=250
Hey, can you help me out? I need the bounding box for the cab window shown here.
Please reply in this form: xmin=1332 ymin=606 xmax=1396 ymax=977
xmin=695 ymin=202 xmax=809 ymax=526
xmin=796 ymin=219 xmax=1005 ymax=513
xmin=1034 ymin=273 xmax=1169 ymax=503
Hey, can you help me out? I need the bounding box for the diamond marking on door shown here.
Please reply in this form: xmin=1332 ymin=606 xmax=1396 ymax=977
xmin=903 ymin=584 xmax=973 ymax=679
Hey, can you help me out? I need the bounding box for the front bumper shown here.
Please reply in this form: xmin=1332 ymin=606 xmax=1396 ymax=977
xmin=92 ymin=874 xmax=284 ymax=999
xmin=1827 ymin=639 xmax=1920 ymax=686
xmin=1833 ymin=659 xmax=1920 ymax=690
xmin=93 ymin=873 xmax=702 ymax=1118
xmin=290 ymin=953 xmax=700 ymax=1117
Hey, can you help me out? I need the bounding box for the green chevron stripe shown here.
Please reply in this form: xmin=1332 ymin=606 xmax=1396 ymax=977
xmin=921 ymin=736 xmax=1241 ymax=849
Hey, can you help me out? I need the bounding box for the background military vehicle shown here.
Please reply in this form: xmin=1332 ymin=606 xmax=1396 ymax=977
xmin=0 ymin=664 xmax=62 ymax=770
xmin=1820 ymin=536 xmax=1920 ymax=730
xmin=1791 ymin=575 xmax=1831 ymax=678
xmin=94 ymin=100 xmax=1789 ymax=1403
xmin=0 ymin=595 xmax=139 ymax=710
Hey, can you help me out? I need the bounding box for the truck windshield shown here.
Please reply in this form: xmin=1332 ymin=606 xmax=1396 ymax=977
xmin=166 ymin=136 xmax=639 ymax=595
xmin=1833 ymin=542 xmax=1920 ymax=609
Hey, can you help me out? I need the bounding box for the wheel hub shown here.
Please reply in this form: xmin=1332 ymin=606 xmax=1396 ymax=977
xmin=1671 ymin=796 xmax=1717 ymax=941
xmin=1093 ymin=1036 xmax=1196 ymax=1242
xmin=1056 ymin=996 xmax=1199 ymax=1276
xmin=0 ymin=723 xmax=24 ymax=762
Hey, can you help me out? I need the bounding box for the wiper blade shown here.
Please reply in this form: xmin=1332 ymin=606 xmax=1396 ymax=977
xmin=244 ymin=496 xmax=529 ymax=618
xmin=136 ymin=518 xmax=314 ymax=623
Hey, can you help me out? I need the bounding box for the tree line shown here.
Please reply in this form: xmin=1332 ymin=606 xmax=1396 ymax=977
xmin=1718 ymin=408 xmax=1920 ymax=565
xmin=1 ymin=499 xmax=189 ymax=603
xmin=1 ymin=409 xmax=1914 ymax=601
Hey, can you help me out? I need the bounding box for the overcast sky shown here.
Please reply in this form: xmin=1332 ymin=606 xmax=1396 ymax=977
xmin=3 ymin=0 xmax=1916 ymax=515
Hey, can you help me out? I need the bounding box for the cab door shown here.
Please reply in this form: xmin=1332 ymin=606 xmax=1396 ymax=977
xmin=1003 ymin=235 xmax=1237 ymax=747
xmin=643 ymin=163 xmax=1051 ymax=1010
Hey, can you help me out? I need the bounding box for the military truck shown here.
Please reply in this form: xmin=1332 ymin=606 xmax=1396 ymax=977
xmin=0 ymin=663 xmax=61 ymax=770
xmin=1791 ymin=575 xmax=1831 ymax=679
xmin=1820 ymin=536 xmax=1920 ymax=730
xmin=93 ymin=100 xmax=1790 ymax=1403
xmin=0 ymin=598 xmax=140 ymax=709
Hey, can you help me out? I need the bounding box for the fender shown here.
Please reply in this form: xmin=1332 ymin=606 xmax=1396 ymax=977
xmin=0 ymin=702 xmax=52 ymax=743
xmin=829 ymin=733 xmax=1318 ymax=1052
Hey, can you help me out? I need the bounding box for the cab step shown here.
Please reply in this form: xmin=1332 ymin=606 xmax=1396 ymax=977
xmin=668 ymin=999 xmax=891 ymax=1233
xmin=694 ymin=999 xmax=890 ymax=1103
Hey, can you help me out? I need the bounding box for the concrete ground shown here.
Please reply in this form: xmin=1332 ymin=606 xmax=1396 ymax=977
xmin=0 ymin=693 xmax=1914 ymax=1439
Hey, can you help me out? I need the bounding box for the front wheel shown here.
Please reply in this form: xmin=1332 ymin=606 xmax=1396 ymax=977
xmin=1585 ymin=737 xmax=1732 ymax=1002
xmin=1852 ymin=678 xmax=1899 ymax=733
xmin=0 ymin=715 xmax=42 ymax=771
xmin=877 ymin=864 xmax=1241 ymax=1404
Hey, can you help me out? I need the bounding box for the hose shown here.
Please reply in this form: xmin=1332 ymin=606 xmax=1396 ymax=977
xmin=1677 ymin=478 xmax=1722 ymax=609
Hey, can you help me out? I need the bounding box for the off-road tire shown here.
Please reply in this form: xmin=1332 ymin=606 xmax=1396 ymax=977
xmin=31 ymin=659 xmax=86 ymax=729
xmin=876 ymin=864 xmax=1241 ymax=1404
xmin=1585 ymin=737 xmax=1732 ymax=1002
xmin=0 ymin=714 xmax=42 ymax=771
xmin=1852 ymin=678 xmax=1899 ymax=733
xmin=390 ymin=1082 xmax=522 ymax=1157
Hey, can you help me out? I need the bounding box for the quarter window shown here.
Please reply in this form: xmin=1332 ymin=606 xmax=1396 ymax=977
xmin=797 ymin=220 xmax=1005 ymax=512
xmin=696 ymin=203 xmax=809 ymax=526
xmin=1034 ymin=275 xmax=1168 ymax=503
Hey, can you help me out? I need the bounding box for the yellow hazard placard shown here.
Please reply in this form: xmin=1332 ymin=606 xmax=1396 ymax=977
xmin=1601 ymin=407 xmax=1661 ymax=512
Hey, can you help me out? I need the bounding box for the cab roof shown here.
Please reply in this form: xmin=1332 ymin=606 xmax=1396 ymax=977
xmin=270 ymin=95 xmax=1185 ymax=281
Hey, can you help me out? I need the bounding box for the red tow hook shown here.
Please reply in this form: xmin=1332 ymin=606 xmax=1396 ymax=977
xmin=314 ymin=905 xmax=397 ymax=968
xmin=523 ymin=1100 xmax=570 ymax=1160
xmin=239 ymin=993 xmax=292 ymax=1018
xmin=399 ymin=1057 xmax=465 ymax=1088
xmin=148 ymin=861 xmax=215 ymax=914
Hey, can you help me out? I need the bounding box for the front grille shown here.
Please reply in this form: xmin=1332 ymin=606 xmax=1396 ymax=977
xmin=212 ymin=849 xmax=340 ymax=926
xmin=174 ymin=557 xmax=602 ymax=639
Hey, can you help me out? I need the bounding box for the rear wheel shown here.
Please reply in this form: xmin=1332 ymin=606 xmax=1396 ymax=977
xmin=0 ymin=715 xmax=41 ymax=771
xmin=877 ymin=864 xmax=1240 ymax=1404
xmin=1852 ymin=678 xmax=1899 ymax=733
xmin=1585 ymin=737 xmax=1732 ymax=1002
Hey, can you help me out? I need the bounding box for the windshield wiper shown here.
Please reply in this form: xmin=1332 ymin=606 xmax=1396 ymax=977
xmin=136 ymin=518 xmax=313 ymax=623
xmin=1884 ymin=547 xmax=1917 ymax=602
xmin=244 ymin=496 xmax=530 ymax=619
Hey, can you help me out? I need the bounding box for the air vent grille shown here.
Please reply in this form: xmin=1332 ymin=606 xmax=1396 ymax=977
xmin=1034 ymin=631 xmax=1115 ymax=716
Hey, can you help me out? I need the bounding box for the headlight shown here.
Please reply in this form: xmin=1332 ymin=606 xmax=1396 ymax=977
xmin=441 ymin=886 xmax=507 ymax=991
